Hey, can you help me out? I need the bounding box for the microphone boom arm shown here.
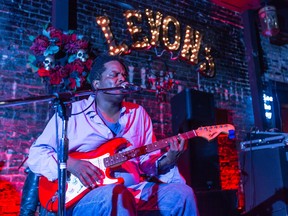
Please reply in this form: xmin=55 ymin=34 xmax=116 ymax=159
xmin=96 ymin=83 xmax=142 ymax=94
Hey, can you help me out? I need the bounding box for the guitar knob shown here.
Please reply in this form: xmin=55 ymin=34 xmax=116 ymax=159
xmin=68 ymin=187 xmax=75 ymax=193
xmin=71 ymin=176 xmax=78 ymax=184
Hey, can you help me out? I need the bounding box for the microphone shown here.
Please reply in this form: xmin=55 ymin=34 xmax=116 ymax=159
xmin=120 ymin=83 xmax=142 ymax=92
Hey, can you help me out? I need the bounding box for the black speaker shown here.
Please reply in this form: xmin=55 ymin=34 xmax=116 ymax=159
xmin=171 ymin=89 xmax=215 ymax=133
xmin=239 ymin=147 xmax=288 ymax=216
xmin=170 ymin=89 xmax=220 ymax=191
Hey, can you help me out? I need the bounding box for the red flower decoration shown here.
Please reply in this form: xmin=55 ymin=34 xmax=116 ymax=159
xmin=50 ymin=72 xmax=63 ymax=85
xmin=30 ymin=35 xmax=50 ymax=55
xmin=47 ymin=26 xmax=63 ymax=46
xmin=38 ymin=68 xmax=50 ymax=77
xmin=65 ymin=39 xmax=89 ymax=54
xmin=69 ymin=78 xmax=77 ymax=89
xmin=65 ymin=59 xmax=84 ymax=74
xmin=28 ymin=24 xmax=94 ymax=92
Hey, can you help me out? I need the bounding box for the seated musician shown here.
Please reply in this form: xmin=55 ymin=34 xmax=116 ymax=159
xmin=27 ymin=55 xmax=199 ymax=215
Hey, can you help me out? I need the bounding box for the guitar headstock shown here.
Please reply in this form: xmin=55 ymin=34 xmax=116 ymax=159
xmin=195 ymin=124 xmax=235 ymax=141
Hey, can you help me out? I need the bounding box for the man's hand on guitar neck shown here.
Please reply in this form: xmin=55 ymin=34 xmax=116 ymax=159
xmin=158 ymin=134 xmax=186 ymax=173
xmin=67 ymin=157 xmax=105 ymax=188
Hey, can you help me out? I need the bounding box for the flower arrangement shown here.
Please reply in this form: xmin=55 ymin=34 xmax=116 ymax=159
xmin=27 ymin=24 xmax=94 ymax=92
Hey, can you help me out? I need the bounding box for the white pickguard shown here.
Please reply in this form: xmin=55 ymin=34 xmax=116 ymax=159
xmin=65 ymin=153 xmax=118 ymax=203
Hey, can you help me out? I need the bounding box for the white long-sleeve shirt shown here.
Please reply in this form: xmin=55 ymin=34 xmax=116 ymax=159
xmin=27 ymin=95 xmax=185 ymax=185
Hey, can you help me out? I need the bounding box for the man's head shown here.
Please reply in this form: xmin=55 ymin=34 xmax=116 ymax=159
xmin=89 ymin=55 xmax=128 ymax=91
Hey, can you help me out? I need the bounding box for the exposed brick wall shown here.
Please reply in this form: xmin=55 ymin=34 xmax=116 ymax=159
xmin=0 ymin=0 xmax=287 ymax=214
xmin=261 ymin=36 xmax=288 ymax=83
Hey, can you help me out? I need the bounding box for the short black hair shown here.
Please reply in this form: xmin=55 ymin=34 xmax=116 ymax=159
xmin=88 ymin=55 xmax=127 ymax=87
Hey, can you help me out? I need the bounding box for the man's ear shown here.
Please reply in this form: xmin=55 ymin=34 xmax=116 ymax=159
xmin=92 ymin=80 xmax=100 ymax=90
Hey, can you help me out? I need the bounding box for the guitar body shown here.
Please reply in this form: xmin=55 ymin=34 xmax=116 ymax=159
xmin=39 ymin=137 xmax=128 ymax=212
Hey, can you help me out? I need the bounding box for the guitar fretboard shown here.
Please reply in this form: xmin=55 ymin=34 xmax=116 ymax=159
xmin=103 ymin=130 xmax=197 ymax=167
xmin=103 ymin=124 xmax=235 ymax=168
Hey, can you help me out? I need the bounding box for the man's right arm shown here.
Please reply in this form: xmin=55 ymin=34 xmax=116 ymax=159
xmin=27 ymin=142 xmax=59 ymax=181
xmin=27 ymin=114 xmax=59 ymax=181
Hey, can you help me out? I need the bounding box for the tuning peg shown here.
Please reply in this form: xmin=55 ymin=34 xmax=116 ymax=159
xmin=228 ymin=130 xmax=235 ymax=139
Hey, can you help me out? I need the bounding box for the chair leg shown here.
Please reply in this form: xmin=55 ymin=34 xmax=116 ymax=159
xmin=19 ymin=168 xmax=60 ymax=216
xmin=19 ymin=169 xmax=40 ymax=216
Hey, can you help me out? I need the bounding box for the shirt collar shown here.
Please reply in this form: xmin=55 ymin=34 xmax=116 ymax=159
xmin=85 ymin=95 xmax=128 ymax=117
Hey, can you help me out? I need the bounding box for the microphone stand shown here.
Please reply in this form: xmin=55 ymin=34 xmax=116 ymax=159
xmin=96 ymin=86 xmax=124 ymax=92
xmin=54 ymin=98 xmax=70 ymax=216
xmin=96 ymin=84 xmax=142 ymax=94
xmin=0 ymin=90 xmax=94 ymax=108
xmin=0 ymin=90 xmax=93 ymax=216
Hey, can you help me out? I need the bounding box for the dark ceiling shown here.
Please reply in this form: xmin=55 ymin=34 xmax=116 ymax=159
xmin=211 ymin=0 xmax=261 ymax=13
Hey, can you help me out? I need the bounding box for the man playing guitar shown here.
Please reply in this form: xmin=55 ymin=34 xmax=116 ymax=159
xmin=27 ymin=55 xmax=201 ymax=215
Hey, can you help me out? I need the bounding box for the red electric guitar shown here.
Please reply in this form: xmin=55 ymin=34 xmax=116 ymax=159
xmin=39 ymin=124 xmax=235 ymax=212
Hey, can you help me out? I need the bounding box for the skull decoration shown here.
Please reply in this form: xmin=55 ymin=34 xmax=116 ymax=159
xmin=43 ymin=55 xmax=55 ymax=70
xmin=76 ymin=49 xmax=88 ymax=62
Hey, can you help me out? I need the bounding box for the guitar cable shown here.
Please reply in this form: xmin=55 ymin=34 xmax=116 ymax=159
xmin=44 ymin=194 xmax=58 ymax=216
xmin=69 ymin=89 xmax=131 ymax=116
xmin=70 ymin=97 xmax=95 ymax=116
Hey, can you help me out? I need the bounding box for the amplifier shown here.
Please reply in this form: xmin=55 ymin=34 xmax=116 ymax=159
xmin=240 ymin=131 xmax=288 ymax=151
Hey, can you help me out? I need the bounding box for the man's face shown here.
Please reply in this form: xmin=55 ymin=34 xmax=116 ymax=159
xmin=94 ymin=60 xmax=128 ymax=97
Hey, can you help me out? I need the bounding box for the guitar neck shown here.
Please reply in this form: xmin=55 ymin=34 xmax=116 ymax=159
xmin=103 ymin=130 xmax=197 ymax=168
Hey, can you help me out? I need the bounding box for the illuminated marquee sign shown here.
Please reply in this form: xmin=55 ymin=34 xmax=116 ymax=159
xmin=96 ymin=9 xmax=215 ymax=77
